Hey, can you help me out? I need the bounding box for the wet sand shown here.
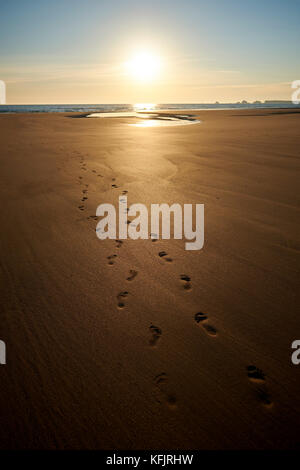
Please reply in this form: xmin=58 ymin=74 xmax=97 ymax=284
xmin=0 ymin=109 xmax=299 ymax=449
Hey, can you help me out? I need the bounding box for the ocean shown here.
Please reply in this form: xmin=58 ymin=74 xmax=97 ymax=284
xmin=0 ymin=102 xmax=299 ymax=114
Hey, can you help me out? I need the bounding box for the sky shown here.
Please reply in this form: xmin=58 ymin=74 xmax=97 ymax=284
xmin=0 ymin=0 xmax=300 ymax=104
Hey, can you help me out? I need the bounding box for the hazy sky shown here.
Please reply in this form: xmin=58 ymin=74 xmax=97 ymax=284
xmin=1 ymin=0 xmax=300 ymax=104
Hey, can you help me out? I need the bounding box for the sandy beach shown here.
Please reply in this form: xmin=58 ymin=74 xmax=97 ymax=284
xmin=0 ymin=109 xmax=299 ymax=449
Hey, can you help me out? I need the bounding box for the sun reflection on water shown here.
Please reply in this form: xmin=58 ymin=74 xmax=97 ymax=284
xmin=133 ymin=103 xmax=156 ymax=112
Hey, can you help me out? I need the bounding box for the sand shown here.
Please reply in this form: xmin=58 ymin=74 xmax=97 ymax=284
xmin=0 ymin=109 xmax=299 ymax=449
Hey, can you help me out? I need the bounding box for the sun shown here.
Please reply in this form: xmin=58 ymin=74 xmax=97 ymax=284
xmin=125 ymin=51 xmax=161 ymax=82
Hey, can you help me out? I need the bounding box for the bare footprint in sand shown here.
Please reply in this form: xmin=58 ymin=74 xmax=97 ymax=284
xmin=194 ymin=312 xmax=217 ymax=336
xmin=246 ymin=366 xmax=273 ymax=407
xmin=159 ymin=251 xmax=173 ymax=263
xmin=117 ymin=291 xmax=129 ymax=309
xmin=154 ymin=373 xmax=177 ymax=409
xmin=149 ymin=325 xmax=162 ymax=347
xmin=180 ymin=274 xmax=192 ymax=290
xmin=107 ymin=254 xmax=117 ymax=266
xmin=247 ymin=365 xmax=265 ymax=382
xmin=256 ymin=387 xmax=273 ymax=407
xmin=127 ymin=270 xmax=138 ymax=281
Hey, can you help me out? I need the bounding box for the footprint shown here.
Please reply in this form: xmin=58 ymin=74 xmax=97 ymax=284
xmin=127 ymin=270 xmax=138 ymax=281
xmin=202 ymin=324 xmax=218 ymax=336
xmin=180 ymin=274 xmax=191 ymax=290
xmin=247 ymin=365 xmax=265 ymax=382
xmin=78 ymin=205 xmax=85 ymax=211
xmin=112 ymin=184 xmax=119 ymax=189
xmin=159 ymin=251 xmax=173 ymax=263
xmin=116 ymin=240 xmax=123 ymax=248
xmin=257 ymin=387 xmax=273 ymax=407
xmin=150 ymin=233 xmax=159 ymax=242
xmin=155 ymin=372 xmax=167 ymax=385
xmin=122 ymin=190 xmax=128 ymax=195
xmin=117 ymin=291 xmax=129 ymax=309
xmin=246 ymin=366 xmax=273 ymax=407
xmin=194 ymin=312 xmax=217 ymax=336
xmin=154 ymin=373 xmax=177 ymax=409
xmin=149 ymin=325 xmax=162 ymax=347
xmin=107 ymin=254 xmax=117 ymax=266
xmin=194 ymin=312 xmax=208 ymax=323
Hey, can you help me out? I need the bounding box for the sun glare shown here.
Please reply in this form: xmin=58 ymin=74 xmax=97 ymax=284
xmin=134 ymin=103 xmax=156 ymax=111
xmin=125 ymin=52 xmax=161 ymax=82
